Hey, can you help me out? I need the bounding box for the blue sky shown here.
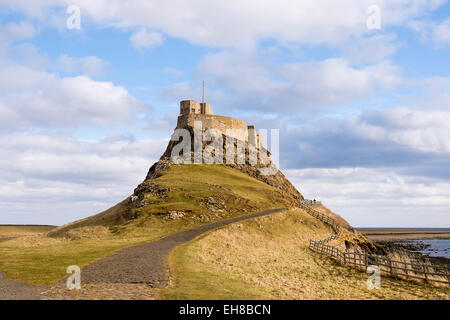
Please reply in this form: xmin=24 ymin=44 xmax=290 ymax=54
xmin=0 ymin=0 xmax=449 ymax=227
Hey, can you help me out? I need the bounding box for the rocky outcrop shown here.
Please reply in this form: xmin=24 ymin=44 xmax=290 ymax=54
xmin=145 ymin=127 xmax=304 ymax=205
xmin=130 ymin=182 xmax=170 ymax=208
xmin=145 ymin=159 xmax=172 ymax=180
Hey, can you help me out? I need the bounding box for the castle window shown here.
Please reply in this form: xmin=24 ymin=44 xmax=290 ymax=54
xmin=191 ymin=108 xmax=195 ymax=112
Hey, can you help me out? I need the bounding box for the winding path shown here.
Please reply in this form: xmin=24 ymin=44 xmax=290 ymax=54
xmin=0 ymin=208 xmax=286 ymax=299
xmin=81 ymin=208 xmax=286 ymax=287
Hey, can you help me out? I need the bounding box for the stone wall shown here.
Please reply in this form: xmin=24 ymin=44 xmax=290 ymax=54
xmin=177 ymin=99 xmax=262 ymax=148
xmin=200 ymin=102 xmax=213 ymax=115
xmin=176 ymin=114 xmax=252 ymax=144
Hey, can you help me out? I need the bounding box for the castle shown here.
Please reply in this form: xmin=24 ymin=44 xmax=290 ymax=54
xmin=177 ymin=100 xmax=262 ymax=149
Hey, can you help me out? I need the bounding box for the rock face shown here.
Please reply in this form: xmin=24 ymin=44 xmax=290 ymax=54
xmin=129 ymin=182 xmax=170 ymax=210
xmin=145 ymin=121 xmax=304 ymax=204
xmin=145 ymin=160 xmax=172 ymax=180
xmin=142 ymin=99 xmax=303 ymax=205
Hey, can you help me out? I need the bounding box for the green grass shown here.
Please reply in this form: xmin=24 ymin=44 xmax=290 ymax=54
xmin=0 ymin=164 xmax=288 ymax=285
xmin=161 ymin=208 xmax=449 ymax=300
xmin=0 ymin=237 xmax=134 ymax=285
xmin=136 ymin=164 xmax=288 ymax=215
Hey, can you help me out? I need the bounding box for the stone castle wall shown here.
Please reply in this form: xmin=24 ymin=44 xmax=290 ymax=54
xmin=176 ymin=113 xmax=262 ymax=147
xmin=176 ymin=100 xmax=262 ymax=148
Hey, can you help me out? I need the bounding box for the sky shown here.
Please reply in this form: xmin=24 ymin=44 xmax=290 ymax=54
xmin=0 ymin=0 xmax=449 ymax=227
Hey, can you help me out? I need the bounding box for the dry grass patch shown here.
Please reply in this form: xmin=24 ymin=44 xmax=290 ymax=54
xmin=0 ymin=225 xmax=55 ymax=238
xmin=162 ymin=208 xmax=449 ymax=300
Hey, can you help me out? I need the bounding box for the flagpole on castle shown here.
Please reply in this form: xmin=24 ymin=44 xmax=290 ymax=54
xmin=202 ymin=80 xmax=205 ymax=103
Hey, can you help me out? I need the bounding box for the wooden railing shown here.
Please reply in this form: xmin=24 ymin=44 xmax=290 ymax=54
xmin=299 ymin=201 xmax=342 ymax=234
xmin=299 ymin=199 xmax=322 ymax=207
xmin=301 ymin=200 xmax=450 ymax=285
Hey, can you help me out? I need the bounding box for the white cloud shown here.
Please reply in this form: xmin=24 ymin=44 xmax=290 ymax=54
xmin=0 ymin=0 xmax=444 ymax=47
xmin=350 ymin=107 xmax=450 ymax=154
xmin=280 ymin=58 xmax=400 ymax=103
xmin=14 ymin=43 xmax=51 ymax=69
xmin=0 ymin=134 xmax=167 ymax=224
xmin=57 ymin=54 xmax=109 ymax=76
xmin=130 ymin=28 xmax=163 ymax=50
xmin=277 ymin=99 xmax=450 ymax=172
xmin=4 ymin=20 xmax=35 ymax=39
xmin=194 ymin=50 xmax=401 ymax=113
xmin=285 ymin=167 xmax=450 ymax=227
xmin=342 ymin=33 xmax=399 ymax=64
xmin=0 ymin=61 xmax=142 ymax=129
xmin=432 ymin=18 xmax=450 ymax=44
xmin=0 ymin=20 xmax=36 ymax=56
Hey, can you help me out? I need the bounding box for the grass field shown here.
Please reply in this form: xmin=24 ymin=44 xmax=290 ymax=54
xmin=0 ymin=225 xmax=55 ymax=238
xmin=0 ymin=164 xmax=287 ymax=285
xmin=162 ymin=208 xmax=449 ymax=300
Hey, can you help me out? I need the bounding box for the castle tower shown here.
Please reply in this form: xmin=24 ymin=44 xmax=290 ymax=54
xmin=180 ymin=100 xmax=213 ymax=115
xmin=180 ymin=100 xmax=201 ymax=114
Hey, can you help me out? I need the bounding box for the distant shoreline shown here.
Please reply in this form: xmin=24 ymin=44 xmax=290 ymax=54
xmin=357 ymin=228 xmax=450 ymax=241
xmin=0 ymin=224 xmax=56 ymax=227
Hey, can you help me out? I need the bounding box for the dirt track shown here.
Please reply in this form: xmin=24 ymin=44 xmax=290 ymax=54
xmin=0 ymin=271 xmax=46 ymax=300
xmin=0 ymin=208 xmax=286 ymax=299
xmin=81 ymin=208 xmax=286 ymax=286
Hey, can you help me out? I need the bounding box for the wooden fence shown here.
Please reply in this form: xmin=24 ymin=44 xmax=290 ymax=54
xmin=299 ymin=201 xmax=342 ymax=234
xmin=301 ymin=200 xmax=450 ymax=285
xmin=299 ymin=199 xmax=322 ymax=207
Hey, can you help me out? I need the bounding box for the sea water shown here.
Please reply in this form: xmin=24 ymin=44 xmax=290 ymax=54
xmin=412 ymin=240 xmax=450 ymax=259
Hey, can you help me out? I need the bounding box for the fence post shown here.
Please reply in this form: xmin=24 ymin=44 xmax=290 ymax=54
xmin=365 ymin=254 xmax=368 ymax=272
xmin=388 ymin=258 xmax=392 ymax=275
xmin=422 ymin=262 xmax=428 ymax=283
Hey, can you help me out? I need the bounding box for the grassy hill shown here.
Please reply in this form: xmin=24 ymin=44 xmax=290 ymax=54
xmin=162 ymin=208 xmax=449 ymax=300
xmin=1 ymin=162 xmax=443 ymax=299
xmin=0 ymin=164 xmax=293 ymax=285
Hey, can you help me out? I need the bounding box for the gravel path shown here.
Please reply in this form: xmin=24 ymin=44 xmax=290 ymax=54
xmin=0 ymin=271 xmax=46 ymax=300
xmin=1 ymin=208 xmax=286 ymax=299
xmin=81 ymin=208 xmax=286 ymax=287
